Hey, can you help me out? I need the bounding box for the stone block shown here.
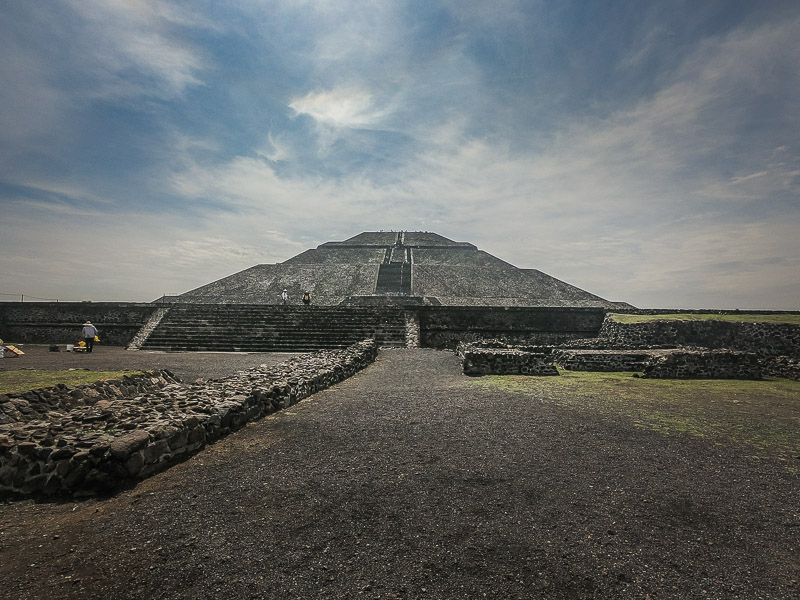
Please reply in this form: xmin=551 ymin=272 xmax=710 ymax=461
xmin=125 ymin=452 xmax=145 ymax=476
xmin=642 ymin=350 xmax=762 ymax=379
xmin=110 ymin=430 xmax=150 ymax=460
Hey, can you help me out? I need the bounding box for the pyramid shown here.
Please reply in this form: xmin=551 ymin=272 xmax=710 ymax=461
xmin=174 ymin=231 xmax=630 ymax=308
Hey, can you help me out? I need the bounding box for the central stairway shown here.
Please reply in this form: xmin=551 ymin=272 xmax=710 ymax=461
xmin=374 ymin=263 xmax=412 ymax=295
xmin=140 ymin=305 xmax=407 ymax=352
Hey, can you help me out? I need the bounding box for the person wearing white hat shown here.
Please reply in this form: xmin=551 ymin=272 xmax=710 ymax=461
xmin=82 ymin=321 xmax=98 ymax=353
xmin=280 ymin=289 xmax=288 ymax=305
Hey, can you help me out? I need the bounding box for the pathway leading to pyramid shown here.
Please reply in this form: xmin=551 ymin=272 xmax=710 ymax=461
xmin=1 ymin=349 xmax=797 ymax=599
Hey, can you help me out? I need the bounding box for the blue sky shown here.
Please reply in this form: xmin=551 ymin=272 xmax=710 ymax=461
xmin=1 ymin=0 xmax=798 ymax=308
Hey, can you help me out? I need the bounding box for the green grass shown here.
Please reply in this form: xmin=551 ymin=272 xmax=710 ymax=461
xmin=608 ymin=312 xmax=800 ymax=325
xmin=469 ymin=371 xmax=800 ymax=464
xmin=0 ymin=370 xmax=142 ymax=395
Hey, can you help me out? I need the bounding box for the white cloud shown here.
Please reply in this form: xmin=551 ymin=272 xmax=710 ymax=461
xmin=289 ymin=87 xmax=387 ymax=129
xmin=730 ymin=171 xmax=769 ymax=185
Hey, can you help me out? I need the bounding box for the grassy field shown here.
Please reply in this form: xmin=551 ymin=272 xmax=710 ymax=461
xmin=469 ymin=371 xmax=800 ymax=465
xmin=608 ymin=312 xmax=800 ymax=325
xmin=0 ymin=370 xmax=142 ymax=395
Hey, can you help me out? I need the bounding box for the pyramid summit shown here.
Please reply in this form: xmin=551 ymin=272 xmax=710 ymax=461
xmin=174 ymin=231 xmax=629 ymax=308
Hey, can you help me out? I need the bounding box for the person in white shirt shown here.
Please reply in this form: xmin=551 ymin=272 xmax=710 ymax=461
xmin=82 ymin=321 xmax=98 ymax=353
xmin=280 ymin=289 xmax=288 ymax=305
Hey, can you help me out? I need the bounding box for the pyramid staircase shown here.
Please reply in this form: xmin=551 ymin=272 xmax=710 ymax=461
xmin=139 ymin=304 xmax=407 ymax=352
xmin=375 ymin=263 xmax=412 ymax=294
xmin=375 ymin=241 xmax=412 ymax=295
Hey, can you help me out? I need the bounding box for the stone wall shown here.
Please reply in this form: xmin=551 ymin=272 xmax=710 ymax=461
xmin=599 ymin=319 xmax=800 ymax=358
xmin=642 ymin=350 xmax=762 ymax=380
xmin=554 ymin=349 xmax=664 ymax=372
xmin=459 ymin=340 xmax=769 ymax=381
xmin=420 ymin=306 xmax=605 ymax=349
xmin=456 ymin=342 xmax=559 ymax=376
xmin=0 ymin=302 xmax=160 ymax=346
xmin=0 ymin=340 xmax=377 ymax=497
xmin=763 ymin=356 xmax=800 ymax=381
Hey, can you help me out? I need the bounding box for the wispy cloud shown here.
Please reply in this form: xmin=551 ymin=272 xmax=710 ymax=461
xmin=290 ymin=88 xmax=387 ymax=129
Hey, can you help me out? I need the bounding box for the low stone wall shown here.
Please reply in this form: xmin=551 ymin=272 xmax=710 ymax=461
xmin=457 ymin=342 xmax=558 ymax=376
xmin=554 ymin=349 xmax=664 ymax=372
xmin=460 ymin=339 xmax=769 ymax=381
xmin=599 ymin=319 xmax=800 ymax=358
xmin=763 ymin=356 xmax=800 ymax=381
xmin=0 ymin=340 xmax=377 ymax=497
xmin=0 ymin=371 xmax=179 ymax=425
xmin=642 ymin=350 xmax=762 ymax=380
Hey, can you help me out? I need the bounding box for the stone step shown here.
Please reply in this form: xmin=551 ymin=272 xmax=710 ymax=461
xmin=165 ymin=322 xmax=405 ymax=327
xmin=142 ymin=305 xmax=408 ymax=351
xmin=144 ymin=335 xmax=404 ymax=345
xmin=141 ymin=341 xmax=405 ymax=351
xmin=374 ymin=263 xmax=411 ymax=294
xmin=144 ymin=327 xmax=405 ymax=335
xmin=144 ymin=323 xmax=406 ymax=331
xmin=168 ymin=306 xmax=403 ymax=313
xmin=166 ymin=315 xmax=405 ymax=322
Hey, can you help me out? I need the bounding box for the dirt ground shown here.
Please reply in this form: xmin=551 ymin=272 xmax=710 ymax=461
xmin=0 ymin=344 xmax=300 ymax=382
xmin=1 ymin=348 xmax=798 ymax=599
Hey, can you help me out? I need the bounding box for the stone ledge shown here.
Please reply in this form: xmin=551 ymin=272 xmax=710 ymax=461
xmin=642 ymin=350 xmax=762 ymax=380
xmin=554 ymin=349 xmax=672 ymax=372
xmin=0 ymin=340 xmax=377 ymax=498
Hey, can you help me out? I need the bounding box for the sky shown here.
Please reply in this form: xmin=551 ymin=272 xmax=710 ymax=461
xmin=1 ymin=0 xmax=799 ymax=309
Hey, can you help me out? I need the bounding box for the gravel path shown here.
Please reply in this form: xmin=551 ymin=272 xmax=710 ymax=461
xmin=1 ymin=348 xmax=798 ymax=599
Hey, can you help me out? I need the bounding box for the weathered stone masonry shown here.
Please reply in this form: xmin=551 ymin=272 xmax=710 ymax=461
xmin=456 ymin=342 xmax=559 ymax=376
xmin=642 ymin=350 xmax=762 ymax=380
xmin=0 ymin=340 xmax=378 ymax=497
xmin=598 ymin=319 xmax=800 ymax=358
xmin=0 ymin=302 xmax=159 ymax=346
xmin=553 ymin=349 xmax=666 ymax=372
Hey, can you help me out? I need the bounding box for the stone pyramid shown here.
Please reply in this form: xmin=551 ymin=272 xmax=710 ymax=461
xmin=174 ymin=231 xmax=629 ymax=308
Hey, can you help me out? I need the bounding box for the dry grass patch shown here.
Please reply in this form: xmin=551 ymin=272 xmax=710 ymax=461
xmin=608 ymin=312 xmax=800 ymax=325
xmin=469 ymin=371 xmax=800 ymax=465
xmin=0 ymin=370 xmax=141 ymax=395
